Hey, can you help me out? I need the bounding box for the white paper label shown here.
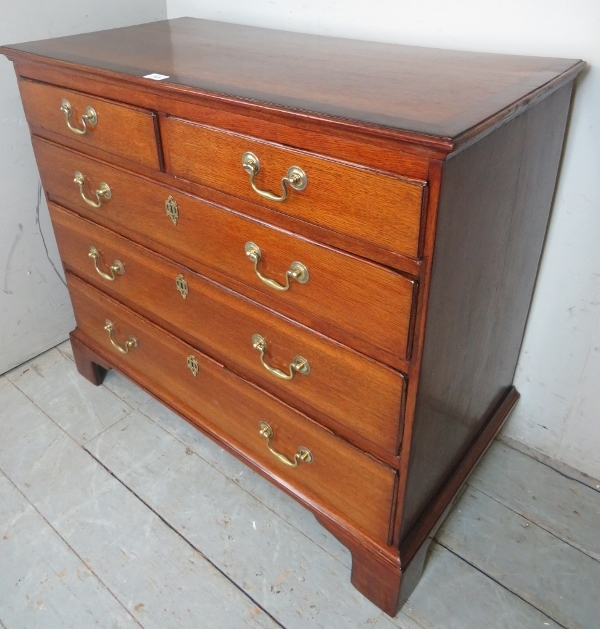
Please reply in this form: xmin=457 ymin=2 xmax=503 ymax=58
xmin=143 ymin=73 xmax=170 ymax=81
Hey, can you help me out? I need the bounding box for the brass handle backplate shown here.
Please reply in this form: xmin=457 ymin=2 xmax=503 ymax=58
xmin=252 ymin=334 xmax=310 ymax=380
xmin=60 ymin=99 xmax=97 ymax=135
xmin=244 ymin=242 xmax=308 ymax=292
xmin=104 ymin=319 xmax=138 ymax=354
xmin=74 ymin=171 xmax=111 ymax=208
xmin=88 ymin=246 xmax=124 ymax=281
xmin=259 ymin=421 xmax=313 ymax=467
xmin=241 ymin=151 xmax=307 ymax=202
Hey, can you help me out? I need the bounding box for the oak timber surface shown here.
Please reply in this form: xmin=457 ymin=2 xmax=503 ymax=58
xmin=32 ymin=137 xmax=416 ymax=364
xmin=2 ymin=17 xmax=583 ymax=142
xmin=399 ymin=83 xmax=573 ymax=541
xmin=49 ymin=203 xmax=406 ymax=459
xmin=66 ymin=273 xmax=397 ymax=544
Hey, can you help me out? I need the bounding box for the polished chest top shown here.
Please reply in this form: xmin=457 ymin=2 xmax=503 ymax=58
xmin=1 ymin=19 xmax=583 ymax=616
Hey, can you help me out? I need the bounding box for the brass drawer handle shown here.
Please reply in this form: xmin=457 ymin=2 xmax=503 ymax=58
xmin=60 ymin=99 xmax=97 ymax=135
xmin=244 ymin=242 xmax=308 ymax=292
xmin=259 ymin=421 xmax=313 ymax=467
xmin=104 ymin=319 xmax=138 ymax=354
xmin=241 ymin=151 xmax=307 ymax=202
xmin=74 ymin=171 xmax=111 ymax=208
xmin=88 ymin=246 xmax=124 ymax=281
xmin=252 ymin=334 xmax=310 ymax=380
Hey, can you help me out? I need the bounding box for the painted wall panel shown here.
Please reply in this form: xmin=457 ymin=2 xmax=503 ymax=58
xmin=0 ymin=0 xmax=167 ymax=374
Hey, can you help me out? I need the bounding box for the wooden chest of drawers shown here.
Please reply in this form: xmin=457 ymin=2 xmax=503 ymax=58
xmin=1 ymin=19 xmax=584 ymax=615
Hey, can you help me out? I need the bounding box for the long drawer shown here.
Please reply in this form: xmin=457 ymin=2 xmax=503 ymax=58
xmin=33 ymin=136 xmax=416 ymax=363
xmin=67 ymin=273 xmax=397 ymax=543
xmin=51 ymin=203 xmax=405 ymax=456
xmin=161 ymin=116 xmax=426 ymax=258
xmin=19 ymin=79 xmax=160 ymax=169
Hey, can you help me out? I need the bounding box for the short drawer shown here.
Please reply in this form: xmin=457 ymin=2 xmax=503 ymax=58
xmin=19 ymin=79 xmax=160 ymax=169
xmin=34 ymin=137 xmax=416 ymax=363
xmin=67 ymin=273 xmax=397 ymax=543
xmin=161 ymin=116 xmax=426 ymax=258
xmin=51 ymin=203 xmax=406 ymax=456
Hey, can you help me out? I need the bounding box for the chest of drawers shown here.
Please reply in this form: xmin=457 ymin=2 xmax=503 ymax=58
xmin=1 ymin=19 xmax=584 ymax=616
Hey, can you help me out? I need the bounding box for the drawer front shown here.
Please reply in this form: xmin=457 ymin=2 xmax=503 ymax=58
xmin=51 ymin=203 xmax=405 ymax=455
xmin=162 ymin=117 xmax=426 ymax=258
xmin=34 ymin=137 xmax=416 ymax=362
xmin=67 ymin=273 xmax=396 ymax=543
xmin=19 ymin=79 xmax=160 ymax=169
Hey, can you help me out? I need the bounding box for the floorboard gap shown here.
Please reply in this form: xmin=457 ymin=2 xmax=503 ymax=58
xmin=0 ymin=467 xmax=145 ymax=629
xmin=84 ymin=447 xmax=288 ymax=629
xmin=466 ymin=482 xmax=600 ymax=565
xmin=434 ymin=540 xmax=568 ymax=629
xmin=135 ymin=400 xmax=348 ymax=568
xmin=500 ymin=438 xmax=600 ymax=494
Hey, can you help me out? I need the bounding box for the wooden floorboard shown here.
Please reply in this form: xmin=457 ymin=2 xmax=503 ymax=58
xmin=0 ymin=470 xmax=141 ymax=629
xmin=469 ymin=441 xmax=600 ymax=562
xmin=398 ymin=543 xmax=563 ymax=629
xmin=139 ymin=396 xmax=352 ymax=568
xmin=438 ymin=486 xmax=600 ymax=629
xmin=85 ymin=410 xmax=384 ymax=629
xmin=5 ymin=348 xmax=132 ymax=445
xmin=0 ymin=381 xmax=282 ymax=629
xmin=499 ymin=435 xmax=600 ymax=493
xmin=1 ymin=342 xmax=598 ymax=628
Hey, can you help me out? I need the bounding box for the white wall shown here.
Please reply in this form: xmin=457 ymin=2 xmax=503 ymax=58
xmin=0 ymin=0 xmax=167 ymax=374
xmin=168 ymin=0 xmax=600 ymax=478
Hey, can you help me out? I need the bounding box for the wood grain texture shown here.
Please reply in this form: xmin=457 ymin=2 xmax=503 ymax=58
xmin=2 ymin=18 xmax=583 ymax=147
xmin=438 ymin=486 xmax=600 ymax=629
xmin=21 ymin=90 xmax=425 ymax=277
xmin=318 ymin=387 xmax=518 ymax=616
xmin=469 ymin=441 xmax=600 ymax=563
xmin=400 ymin=388 xmax=519 ymax=566
xmin=67 ymin=272 xmax=397 ymax=544
xmin=7 ymin=347 xmax=131 ymax=446
xmin=33 ymin=138 xmax=416 ymax=364
xmin=19 ymin=78 xmax=160 ymax=170
xmin=6 ymin=367 xmax=579 ymax=629
xmin=399 ymin=83 xmax=574 ymax=542
xmin=51 ymin=203 xmax=406 ymax=460
xmin=0 ymin=468 xmax=141 ymax=629
xmin=85 ymin=410 xmax=388 ymax=627
xmin=14 ymin=58 xmax=434 ymax=174
xmin=1 ymin=20 xmax=585 ymax=616
xmin=0 ymin=384 xmax=282 ymax=629
xmin=70 ymin=333 xmax=108 ymax=385
xmin=162 ymin=116 xmax=425 ymax=257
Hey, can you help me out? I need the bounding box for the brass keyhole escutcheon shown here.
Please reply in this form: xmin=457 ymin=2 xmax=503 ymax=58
xmin=187 ymin=354 xmax=199 ymax=376
xmin=176 ymin=274 xmax=188 ymax=299
xmin=165 ymin=195 xmax=179 ymax=225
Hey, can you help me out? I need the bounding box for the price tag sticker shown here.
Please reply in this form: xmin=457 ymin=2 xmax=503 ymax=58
xmin=143 ymin=73 xmax=170 ymax=81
